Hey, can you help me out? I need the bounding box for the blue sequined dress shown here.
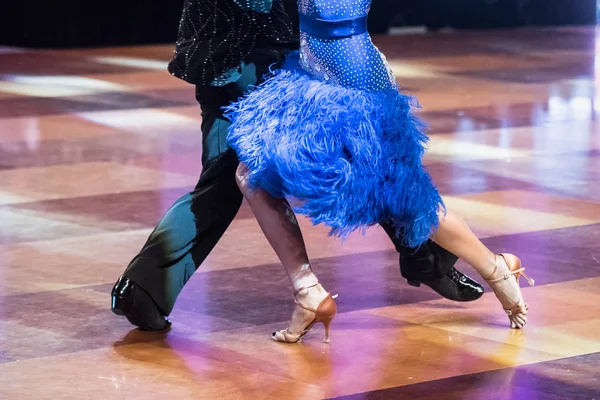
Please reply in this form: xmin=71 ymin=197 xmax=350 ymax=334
xmin=225 ymin=0 xmax=444 ymax=247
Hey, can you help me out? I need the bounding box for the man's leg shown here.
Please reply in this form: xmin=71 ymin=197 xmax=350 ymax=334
xmin=111 ymin=51 xmax=287 ymax=330
xmin=112 ymin=119 xmax=243 ymax=330
xmin=379 ymin=221 xmax=484 ymax=302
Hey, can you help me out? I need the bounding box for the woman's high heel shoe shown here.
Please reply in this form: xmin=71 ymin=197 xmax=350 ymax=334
xmin=485 ymin=253 xmax=535 ymax=329
xmin=272 ymin=282 xmax=337 ymax=344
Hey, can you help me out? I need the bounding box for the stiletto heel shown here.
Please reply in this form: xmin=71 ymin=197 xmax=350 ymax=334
xmin=322 ymin=316 xmax=335 ymax=343
xmin=272 ymin=282 xmax=337 ymax=344
xmin=521 ymin=271 xmax=535 ymax=286
xmin=485 ymin=254 xmax=534 ymax=329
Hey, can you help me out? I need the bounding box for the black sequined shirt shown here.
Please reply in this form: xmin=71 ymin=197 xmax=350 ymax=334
xmin=168 ymin=0 xmax=299 ymax=87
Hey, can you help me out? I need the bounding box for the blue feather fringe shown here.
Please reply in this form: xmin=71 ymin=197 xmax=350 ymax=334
xmin=225 ymin=53 xmax=444 ymax=247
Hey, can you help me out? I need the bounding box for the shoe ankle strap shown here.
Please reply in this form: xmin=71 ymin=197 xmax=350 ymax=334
xmin=293 ymin=281 xmax=320 ymax=297
xmin=486 ymin=267 xmax=524 ymax=283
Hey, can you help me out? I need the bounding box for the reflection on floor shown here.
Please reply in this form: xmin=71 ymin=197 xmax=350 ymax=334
xmin=1 ymin=27 xmax=600 ymax=399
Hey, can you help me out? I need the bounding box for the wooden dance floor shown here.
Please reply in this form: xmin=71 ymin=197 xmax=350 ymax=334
xmin=1 ymin=27 xmax=600 ymax=399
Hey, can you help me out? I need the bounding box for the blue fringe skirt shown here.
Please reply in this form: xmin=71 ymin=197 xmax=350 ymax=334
xmin=225 ymin=54 xmax=444 ymax=247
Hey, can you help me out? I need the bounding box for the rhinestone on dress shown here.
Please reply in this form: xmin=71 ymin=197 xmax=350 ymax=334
xmin=298 ymin=0 xmax=397 ymax=91
xmin=169 ymin=0 xmax=297 ymax=86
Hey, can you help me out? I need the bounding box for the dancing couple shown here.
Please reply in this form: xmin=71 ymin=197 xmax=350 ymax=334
xmin=111 ymin=0 xmax=533 ymax=341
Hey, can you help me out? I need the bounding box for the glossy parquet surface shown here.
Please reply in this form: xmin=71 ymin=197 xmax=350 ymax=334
xmin=1 ymin=27 xmax=599 ymax=399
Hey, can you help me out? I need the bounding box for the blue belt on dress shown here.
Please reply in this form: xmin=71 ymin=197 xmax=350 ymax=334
xmin=299 ymin=13 xmax=368 ymax=39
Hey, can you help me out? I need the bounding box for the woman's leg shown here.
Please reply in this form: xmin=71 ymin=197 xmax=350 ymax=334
xmin=432 ymin=210 xmax=496 ymax=277
xmin=235 ymin=164 xmax=335 ymax=340
xmin=431 ymin=209 xmax=531 ymax=328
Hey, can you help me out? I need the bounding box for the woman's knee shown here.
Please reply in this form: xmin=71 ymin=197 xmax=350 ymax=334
xmin=235 ymin=163 xmax=250 ymax=193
